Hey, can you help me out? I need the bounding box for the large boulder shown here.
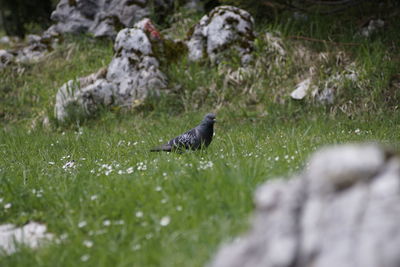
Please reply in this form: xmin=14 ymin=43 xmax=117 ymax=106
xmin=55 ymin=19 xmax=167 ymax=121
xmin=49 ymin=0 xmax=202 ymax=38
xmin=186 ymin=5 xmax=255 ymax=65
xmin=0 ymin=50 xmax=15 ymax=69
xmin=54 ymin=5 xmax=257 ymax=121
xmin=210 ymin=143 xmax=400 ymax=267
xmin=0 ymin=222 xmax=53 ymax=255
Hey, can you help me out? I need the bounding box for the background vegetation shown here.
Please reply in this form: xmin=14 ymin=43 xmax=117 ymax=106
xmin=0 ymin=1 xmax=400 ymax=266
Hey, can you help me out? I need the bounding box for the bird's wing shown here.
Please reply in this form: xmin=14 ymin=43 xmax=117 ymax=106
xmin=169 ymin=128 xmax=199 ymax=149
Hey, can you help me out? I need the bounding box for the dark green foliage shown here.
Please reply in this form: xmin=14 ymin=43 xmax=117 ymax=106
xmin=0 ymin=0 xmax=54 ymax=37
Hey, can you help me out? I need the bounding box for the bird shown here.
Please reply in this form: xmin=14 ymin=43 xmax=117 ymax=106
xmin=150 ymin=113 xmax=216 ymax=152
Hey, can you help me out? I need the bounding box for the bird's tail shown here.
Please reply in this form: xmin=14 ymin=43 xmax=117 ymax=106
xmin=150 ymin=144 xmax=172 ymax=152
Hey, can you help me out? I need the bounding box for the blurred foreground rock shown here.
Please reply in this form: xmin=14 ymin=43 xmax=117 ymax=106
xmin=211 ymin=143 xmax=400 ymax=267
xmin=0 ymin=222 xmax=53 ymax=255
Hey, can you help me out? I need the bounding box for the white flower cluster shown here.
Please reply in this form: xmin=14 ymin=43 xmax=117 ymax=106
xmin=90 ymin=161 xmax=135 ymax=176
xmin=137 ymin=162 xmax=147 ymax=171
xmin=198 ymin=160 xmax=214 ymax=170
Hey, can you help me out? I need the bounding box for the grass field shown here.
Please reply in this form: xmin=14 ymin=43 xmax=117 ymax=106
xmin=1 ymin=109 xmax=399 ymax=266
xmin=1 ymin=3 xmax=400 ymax=266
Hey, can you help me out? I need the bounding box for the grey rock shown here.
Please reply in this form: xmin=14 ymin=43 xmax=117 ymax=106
xmin=315 ymin=87 xmax=334 ymax=105
xmin=106 ymin=22 xmax=167 ymax=104
xmin=16 ymin=33 xmax=60 ymax=63
xmin=210 ymin=143 xmax=400 ymax=267
xmin=0 ymin=32 xmax=61 ymax=69
xmin=360 ymin=19 xmax=385 ymax=38
xmin=0 ymin=36 xmax=11 ymax=45
xmin=186 ymin=5 xmax=255 ymax=65
xmin=290 ymin=78 xmax=312 ymax=100
xmin=55 ymin=68 xmax=114 ymax=121
xmin=50 ymin=0 xmax=201 ymax=38
xmin=55 ymin=19 xmax=167 ymax=121
xmin=0 ymin=50 xmax=15 ymax=69
xmin=0 ymin=222 xmax=53 ymax=255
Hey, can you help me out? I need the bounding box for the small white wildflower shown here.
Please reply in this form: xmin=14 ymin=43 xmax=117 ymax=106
xmin=83 ymin=240 xmax=93 ymax=248
xmin=80 ymin=254 xmax=90 ymax=262
xmin=145 ymin=233 xmax=153 ymax=239
xmin=355 ymin=128 xmax=361 ymax=134
xmin=162 ymin=172 xmax=167 ymax=177
xmin=4 ymin=203 xmax=12 ymax=209
xmin=176 ymin=205 xmax=183 ymax=211
xmin=284 ymin=155 xmax=289 ymax=159
xmin=160 ymin=216 xmax=171 ymax=226
xmin=137 ymin=162 xmax=147 ymax=171
xmin=275 ymin=156 xmax=280 ymax=161
xmin=136 ymin=211 xmax=143 ymax=218
xmin=155 ymin=186 xmax=162 ymax=192
xmin=48 ymin=161 xmax=55 ymax=165
xmin=117 ymin=170 xmax=125 ymax=175
xmin=103 ymin=220 xmax=111 ymax=226
xmin=78 ymin=221 xmax=87 ymax=228
xmin=60 ymin=233 xmax=68 ymax=240
xmin=198 ymin=160 xmax=213 ymax=170
xmin=0 ymin=198 xmax=3 ymax=203
xmin=90 ymin=195 xmax=98 ymax=201
xmin=126 ymin=167 xmax=134 ymax=174
xmin=161 ymin=198 xmax=167 ymax=204
xmin=132 ymin=244 xmax=141 ymax=251
xmin=62 ymin=160 xmax=76 ymax=170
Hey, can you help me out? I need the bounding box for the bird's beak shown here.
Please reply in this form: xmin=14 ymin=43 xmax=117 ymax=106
xmin=213 ymin=119 xmax=217 ymax=123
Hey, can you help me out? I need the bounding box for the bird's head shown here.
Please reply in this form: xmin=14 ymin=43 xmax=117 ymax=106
xmin=203 ymin=113 xmax=216 ymax=124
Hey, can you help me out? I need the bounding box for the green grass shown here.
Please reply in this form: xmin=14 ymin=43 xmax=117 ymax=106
xmin=1 ymin=4 xmax=400 ymax=266
xmin=0 ymin=35 xmax=113 ymax=124
xmin=1 ymin=109 xmax=399 ymax=266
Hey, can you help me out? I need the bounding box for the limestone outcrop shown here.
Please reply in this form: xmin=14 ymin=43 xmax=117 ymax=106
xmin=49 ymin=0 xmax=203 ymax=38
xmin=55 ymin=19 xmax=167 ymax=121
xmin=186 ymin=5 xmax=255 ymax=65
xmin=210 ymin=143 xmax=400 ymax=267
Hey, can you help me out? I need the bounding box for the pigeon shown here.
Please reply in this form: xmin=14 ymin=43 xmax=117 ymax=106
xmin=150 ymin=113 xmax=216 ymax=152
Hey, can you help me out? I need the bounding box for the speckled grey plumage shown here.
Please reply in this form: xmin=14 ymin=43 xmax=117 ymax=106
xmin=150 ymin=113 xmax=216 ymax=152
